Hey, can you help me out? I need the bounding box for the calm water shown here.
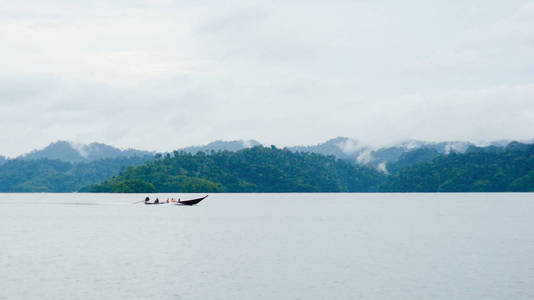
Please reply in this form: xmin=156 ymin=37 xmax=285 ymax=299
xmin=1 ymin=193 xmax=533 ymax=299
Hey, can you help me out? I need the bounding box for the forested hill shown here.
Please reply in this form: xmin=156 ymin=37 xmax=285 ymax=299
xmin=0 ymin=156 xmax=153 ymax=192
xmin=382 ymin=142 xmax=534 ymax=192
xmin=2 ymin=142 xmax=533 ymax=193
xmin=81 ymin=146 xmax=386 ymax=193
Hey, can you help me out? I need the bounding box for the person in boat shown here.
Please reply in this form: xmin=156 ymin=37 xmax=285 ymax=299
xmin=145 ymin=197 xmax=150 ymax=203
xmin=154 ymin=198 xmax=159 ymax=204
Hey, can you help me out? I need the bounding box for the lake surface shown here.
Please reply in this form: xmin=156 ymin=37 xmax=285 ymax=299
xmin=1 ymin=193 xmax=533 ymax=299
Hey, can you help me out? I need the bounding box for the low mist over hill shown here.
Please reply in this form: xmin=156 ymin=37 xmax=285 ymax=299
xmin=287 ymin=137 xmax=513 ymax=173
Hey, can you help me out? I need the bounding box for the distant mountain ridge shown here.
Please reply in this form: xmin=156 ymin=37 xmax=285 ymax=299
xmin=179 ymin=139 xmax=262 ymax=153
xmin=18 ymin=141 xmax=153 ymax=163
xmin=81 ymin=146 xmax=386 ymax=193
xmin=0 ymin=156 xmax=153 ymax=192
xmin=5 ymin=138 xmax=523 ymax=171
xmin=2 ymin=139 xmax=533 ymax=192
xmin=381 ymin=141 xmax=534 ymax=192
xmin=9 ymin=140 xmax=262 ymax=163
xmin=289 ymin=137 xmax=515 ymax=172
xmin=289 ymin=137 xmax=369 ymax=161
xmin=81 ymin=142 xmax=534 ymax=193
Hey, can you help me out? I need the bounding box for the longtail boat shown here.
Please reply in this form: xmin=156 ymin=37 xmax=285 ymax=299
xmin=176 ymin=195 xmax=208 ymax=206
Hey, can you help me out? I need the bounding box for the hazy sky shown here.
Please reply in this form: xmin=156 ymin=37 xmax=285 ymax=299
xmin=1 ymin=0 xmax=534 ymax=156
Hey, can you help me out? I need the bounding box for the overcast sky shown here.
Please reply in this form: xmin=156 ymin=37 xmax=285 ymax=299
xmin=1 ymin=0 xmax=534 ymax=156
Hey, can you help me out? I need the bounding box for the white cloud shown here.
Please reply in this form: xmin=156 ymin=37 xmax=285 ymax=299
xmin=471 ymin=2 xmax=534 ymax=43
xmin=358 ymin=83 xmax=534 ymax=147
xmin=403 ymin=50 xmax=483 ymax=71
xmin=0 ymin=0 xmax=533 ymax=156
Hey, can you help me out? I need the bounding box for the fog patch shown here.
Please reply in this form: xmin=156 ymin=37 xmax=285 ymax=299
xmin=68 ymin=141 xmax=88 ymax=158
xmin=356 ymin=150 xmax=374 ymax=165
xmin=377 ymin=162 xmax=388 ymax=174
xmin=336 ymin=138 xmax=365 ymax=154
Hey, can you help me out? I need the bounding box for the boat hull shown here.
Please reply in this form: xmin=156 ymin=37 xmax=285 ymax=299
xmin=176 ymin=195 xmax=208 ymax=206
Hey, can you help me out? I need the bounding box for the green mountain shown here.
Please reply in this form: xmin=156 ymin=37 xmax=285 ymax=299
xmin=81 ymin=146 xmax=386 ymax=193
xmin=381 ymin=142 xmax=534 ymax=192
xmin=19 ymin=141 xmax=153 ymax=163
xmin=286 ymin=137 xmax=501 ymax=170
xmin=2 ymin=141 xmax=533 ymax=193
xmin=0 ymin=156 xmax=153 ymax=192
xmin=289 ymin=137 xmax=370 ymax=161
xmin=385 ymin=148 xmax=441 ymax=175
